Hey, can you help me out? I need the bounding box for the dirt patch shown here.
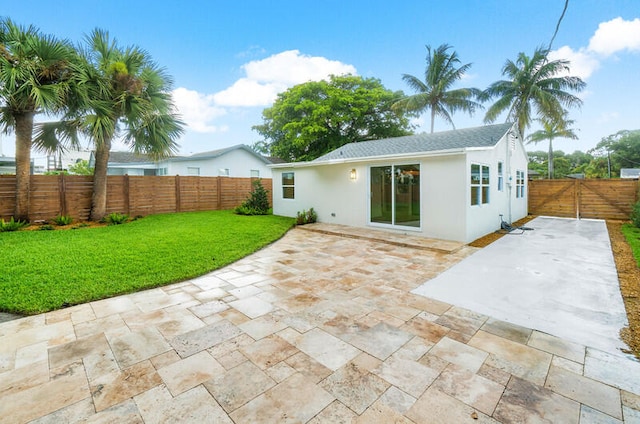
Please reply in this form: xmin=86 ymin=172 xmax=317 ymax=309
xmin=606 ymin=220 xmax=640 ymax=358
xmin=469 ymin=216 xmax=640 ymax=359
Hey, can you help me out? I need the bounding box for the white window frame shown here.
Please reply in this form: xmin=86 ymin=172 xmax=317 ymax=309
xmin=470 ymin=163 xmax=490 ymax=206
xmin=250 ymin=169 xmax=260 ymax=178
xmin=282 ymin=172 xmax=295 ymax=199
xmin=219 ymin=168 xmax=230 ymax=177
xmin=497 ymin=161 xmax=504 ymax=192
xmin=516 ymin=170 xmax=525 ymax=198
xmin=187 ymin=167 xmax=200 ymax=176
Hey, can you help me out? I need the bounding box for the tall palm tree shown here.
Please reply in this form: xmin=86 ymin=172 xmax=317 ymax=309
xmin=36 ymin=29 xmax=184 ymax=220
xmin=483 ymin=46 xmax=585 ymax=139
xmin=527 ymin=112 xmax=578 ymax=178
xmin=0 ymin=19 xmax=74 ymax=220
xmin=392 ymin=44 xmax=482 ymax=133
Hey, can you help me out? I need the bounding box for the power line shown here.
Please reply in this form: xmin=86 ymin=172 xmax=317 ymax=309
xmin=548 ymin=0 xmax=570 ymax=52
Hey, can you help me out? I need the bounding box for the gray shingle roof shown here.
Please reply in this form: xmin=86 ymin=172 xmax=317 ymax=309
xmin=313 ymin=122 xmax=515 ymax=163
xmin=108 ymin=151 xmax=155 ymax=164
xmin=185 ymin=144 xmax=271 ymax=164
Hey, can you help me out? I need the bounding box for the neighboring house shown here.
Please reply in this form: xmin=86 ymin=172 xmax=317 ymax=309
xmin=270 ymin=123 xmax=528 ymax=243
xmin=89 ymin=151 xmax=158 ymax=176
xmin=620 ymin=168 xmax=640 ymax=179
xmin=90 ymin=144 xmax=273 ymax=178
xmin=0 ymin=156 xmax=17 ymax=175
xmin=158 ymin=144 xmax=272 ymax=178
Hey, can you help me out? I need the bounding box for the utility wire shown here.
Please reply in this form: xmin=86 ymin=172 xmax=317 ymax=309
xmin=548 ymin=0 xmax=570 ymax=52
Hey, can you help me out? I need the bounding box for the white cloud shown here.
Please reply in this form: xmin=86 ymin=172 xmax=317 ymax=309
xmin=588 ymin=17 xmax=640 ymax=56
xmin=548 ymin=46 xmax=600 ymax=80
xmin=596 ymin=111 xmax=620 ymax=124
xmin=214 ymin=50 xmax=357 ymax=107
xmin=173 ymin=50 xmax=357 ymax=131
xmin=171 ymin=87 xmax=227 ymax=133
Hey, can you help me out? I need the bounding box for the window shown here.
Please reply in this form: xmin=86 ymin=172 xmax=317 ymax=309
xmin=282 ymin=172 xmax=295 ymax=199
xmin=471 ymin=164 xmax=490 ymax=206
xmin=250 ymin=169 xmax=260 ymax=178
xmin=516 ymin=170 xmax=525 ymax=198
xmin=219 ymin=168 xmax=230 ymax=177
xmin=187 ymin=167 xmax=200 ymax=176
xmin=497 ymin=162 xmax=504 ymax=191
xmin=157 ymin=168 xmax=168 ymax=176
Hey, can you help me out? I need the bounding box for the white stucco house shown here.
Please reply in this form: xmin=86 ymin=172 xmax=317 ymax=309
xmin=90 ymin=144 xmax=273 ymax=178
xmin=270 ymin=122 xmax=528 ymax=243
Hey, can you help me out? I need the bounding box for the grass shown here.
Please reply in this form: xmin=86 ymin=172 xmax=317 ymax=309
xmin=622 ymin=223 xmax=640 ymax=266
xmin=0 ymin=210 xmax=295 ymax=315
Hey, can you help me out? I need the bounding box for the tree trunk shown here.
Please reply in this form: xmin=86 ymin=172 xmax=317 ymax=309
xmin=430 ymin=108 xmax=436 ymax=134
xmin=14 ymin=112 xmax=34 ymax=221
xmin=548 ymin=138 xmax=554 ymax=179
xmin=89 ymin=139 xmax=112 ymax=221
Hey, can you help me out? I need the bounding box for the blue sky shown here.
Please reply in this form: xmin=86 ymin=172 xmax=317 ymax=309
xmin=1 ymin=0 xmax=639 ymax=158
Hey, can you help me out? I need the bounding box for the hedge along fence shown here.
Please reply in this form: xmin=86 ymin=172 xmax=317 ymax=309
xmin=0 ymin=175 xmax=272 ymax=222
xmin=528 ymin=178 xmax=639 ymax=220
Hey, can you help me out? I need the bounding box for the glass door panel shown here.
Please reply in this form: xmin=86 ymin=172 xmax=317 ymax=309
xmin=370 ymin=166 xmax=392 ymax=224
xmin=394 ymin=165 xmax=420 ymax=227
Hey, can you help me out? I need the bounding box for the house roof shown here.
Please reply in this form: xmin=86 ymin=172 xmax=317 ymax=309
xmin=311 ymin=122 xmax=515 ymax=164
xmin=176 ymin=144 xmax=272 ymax=164
xmin=105 ymin=151 xmax=157 ymax=164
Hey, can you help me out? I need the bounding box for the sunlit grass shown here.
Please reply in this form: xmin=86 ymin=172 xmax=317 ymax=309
xmin=0 ymin=210 xmax=294 ymax=315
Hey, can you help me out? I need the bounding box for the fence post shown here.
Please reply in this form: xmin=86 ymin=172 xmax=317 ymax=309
xmin=175 ymin=175 xmax=181 ymax=213
xmin=575 ymin=179 xmax=580 ymax=220
xmin=58 ymin=173 xmax=67 ymax=217
xmin=216 ymin=177 xmax=222 ymax=210
xmin=124 ymin=174 xmax=130 ymax=216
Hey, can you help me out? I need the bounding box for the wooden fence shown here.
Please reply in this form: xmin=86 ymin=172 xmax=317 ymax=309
xmin=0 ymin=175 xmax=272 ymax=222
xmin=528 ymin=179 xmax=639 ymax=220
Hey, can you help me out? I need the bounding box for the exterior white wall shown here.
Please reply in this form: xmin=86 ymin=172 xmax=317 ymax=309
xmin=272 ymin=131 xmax=529 ymax=243
xmin=164 ymin=149 xmax=271 ymax=178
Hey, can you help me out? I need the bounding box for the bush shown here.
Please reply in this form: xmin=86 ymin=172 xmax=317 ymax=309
xmin=53 ymin=215 xmax=73 ymax=226
xmin=632 ymin=201 xmax=640 ymax=228
xmin=235 ymin=179 xmax=271 ymax=216
xmin=104 ymin=212 xmax=129 ymax=225
xmin=296 ymin=208 xmax=318 ymax=225
xmin=0 ymin=217 xmax=28 ymax=232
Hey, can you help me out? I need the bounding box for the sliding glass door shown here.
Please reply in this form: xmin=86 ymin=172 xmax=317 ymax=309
xmin=370 ymin=164 xmax=420 ymax=228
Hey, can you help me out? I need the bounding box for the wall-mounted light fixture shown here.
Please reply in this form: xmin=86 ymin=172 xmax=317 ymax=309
xmin=350 ymin=168 xmax=357 ymax=180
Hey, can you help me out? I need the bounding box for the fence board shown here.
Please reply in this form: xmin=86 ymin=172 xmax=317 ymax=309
xmin=529 ymin=179 xmax=638 ymax=220
xmin=0 ymin=175 xmax=271 ymax=221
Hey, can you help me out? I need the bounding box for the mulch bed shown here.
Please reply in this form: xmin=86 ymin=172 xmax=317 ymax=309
xmin=469 ymin=216 xmax=640 ymax=359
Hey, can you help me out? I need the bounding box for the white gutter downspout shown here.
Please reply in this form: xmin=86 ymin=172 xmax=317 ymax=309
xmin=506 ymin=130 xmax=514 ymax=223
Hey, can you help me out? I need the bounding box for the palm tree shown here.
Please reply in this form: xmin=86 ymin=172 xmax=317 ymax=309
xmin=0 ymin=19 xmax=74 ymax=220
xmin=483 ymin=46 xmax=585 ymax=139
xmin=392 ymin=44 xmax=482 ymax=133
xmin=527 ymin=112 xmax=578 ymax=178
xmin=36 ymin=29 xmax=184 ymax=220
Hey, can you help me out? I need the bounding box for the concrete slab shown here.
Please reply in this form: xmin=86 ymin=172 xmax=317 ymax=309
xmin=412 ymin=216 xmax=629 ymax=355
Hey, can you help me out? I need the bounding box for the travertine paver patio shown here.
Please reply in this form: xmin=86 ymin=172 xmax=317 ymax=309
xmin=1 ymin=225 xmax=640 ymax=423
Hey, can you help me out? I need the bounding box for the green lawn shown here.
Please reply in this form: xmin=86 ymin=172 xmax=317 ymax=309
xmin=622 ymin=223 xmax=640 ymax=266
xmin=0 ymin=210 xmax=295 ymax=315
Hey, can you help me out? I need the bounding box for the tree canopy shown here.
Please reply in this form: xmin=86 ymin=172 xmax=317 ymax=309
xmin=392 ymin=44 xmax=482 ymax=133
xmin=483 ymin=46 xmax=585 ymax=138
xmin=588 ymin=130 xmax=640 ymax=178
xmin=527 ymin=112 xmax=578 ymax=178
xmin=253 ymin=75 xmax=412 ymax=162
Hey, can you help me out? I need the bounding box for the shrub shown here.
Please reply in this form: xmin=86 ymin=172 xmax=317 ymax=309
xmin=53 ymin=215 xmax=73 ymax=226
xmin=296 ymin=208 xmax=318 ymax=225
xmin=104 ymin=212 xmax=129 ymax=225
xmin=0 ymin=217 xmax=28 ymax=232
xmin=632 ymin=200 xmax=640 ymax=228
xmin=235 ymin=179 xmax=271 ymax=216
xmin=39 ymin=224 xmax=55 ymax=231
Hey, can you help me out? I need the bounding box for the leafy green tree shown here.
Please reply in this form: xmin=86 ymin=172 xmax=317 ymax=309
xmin=235 ymin=179 xmax=270 ymax=215
xmin=589 ymin=130 xmax=640 ymax=178
xmin=253 ymin=75 xmax=412 ymax=162
xmin=35 ymin=29 xmax=184 ymax=220
xmin=392 ymin=44 xmax=482 ymax=133
xmin=483 ymin=47 xmax=585 ymax=138
xmin=527 ymin=112 xmax=578 ymax=178
xmin=0 ymin=19 xmax=74 ymax=220
xmin=68 ymin=159 xmax=93 ymax=175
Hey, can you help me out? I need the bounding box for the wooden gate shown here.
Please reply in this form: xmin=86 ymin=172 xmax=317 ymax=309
xmin=528 ymin=179 xmax=639 ymax=220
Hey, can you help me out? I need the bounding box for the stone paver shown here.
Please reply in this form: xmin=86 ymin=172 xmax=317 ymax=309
xmin=1 ymin=225 xmax=639 ymax=423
